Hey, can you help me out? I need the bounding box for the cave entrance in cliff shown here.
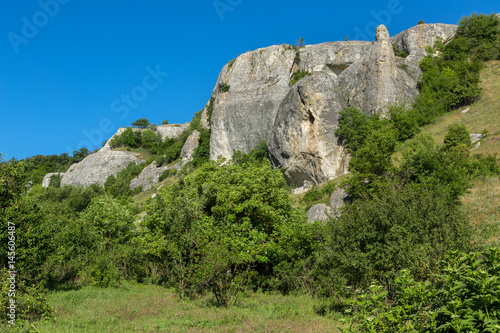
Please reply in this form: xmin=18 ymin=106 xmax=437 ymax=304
xmin=327 ymin=64 xmax=348 ymax=77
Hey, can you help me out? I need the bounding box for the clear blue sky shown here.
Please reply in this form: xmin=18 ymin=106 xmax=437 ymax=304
xmin=1 ymin=0 xmax=498 ymax=159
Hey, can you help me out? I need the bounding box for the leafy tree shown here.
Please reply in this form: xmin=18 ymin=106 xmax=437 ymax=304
xmin=162 ymin=120 xmax=169 ymax=125
xmin=141 ymin=148 xmax=314 ymax=304
xmin=387 ymin=103 xmax=420 ymax=141
xmin=141 ymin=129 xmax=157 ymax=150
xmin=72 ymin=147 xmax=91 ymax=162
xmin=131 ymin=118 xmax=150 ymax=129
xmin=348 ymin=123 xmax=398 ymax=177
xmin=336 ymin=107 xmax=377 ymax=153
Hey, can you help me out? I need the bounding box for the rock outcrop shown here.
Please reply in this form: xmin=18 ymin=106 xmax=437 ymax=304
xmin=330 ymin=188 xmax=351 ymax=214
xmin=206 ymin=23 xmax=456 ymax=189
xmin=129 ymin=161 xmax=180 ymax=191
xmin=42 ymin=172 xmax=65 ymax=188
xmin=337 ymin=25 xmax=419 ymax=116
xmin=61 ymin=147 xmax=141 ymax=188
xmin=307 ymin=203 xmax=332 ymax=223
xmin=180 ymin=130 xmax=201 ymax=161
xmin=298 ymin=41 xmax=372 ymax=77
xmin=268 ymin=73 xmax=349 ymax=191
xmin=209 ymin=45 xmax=297 ymax=160
xmin=58 ymin=124 xmax=189 ymax=188
xmin=156 ymin=123 xmax=190 ymax=140
xmin=391 ymin=23 xmax=458 ymax=63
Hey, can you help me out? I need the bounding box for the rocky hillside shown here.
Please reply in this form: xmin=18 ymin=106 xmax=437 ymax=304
xmin=207 ymin=23 xmax=456 ymax=191
xmin=49 ymin=22 xmax=459 ymax=192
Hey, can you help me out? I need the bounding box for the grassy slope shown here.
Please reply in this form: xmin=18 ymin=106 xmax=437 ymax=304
xmin=26 ymin=283 xmax=341 ymax=333
xmin=421 ymin=60 xmax=500 ymax=247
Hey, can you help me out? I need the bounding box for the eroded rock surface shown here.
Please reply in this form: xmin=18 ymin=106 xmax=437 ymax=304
xmin=268 ymin=73 xmax=349 ymax=190
xmin=130 ymin=161 xmax=180 ymax=191
xmin=209 ymin=45 xmax=296 ymax=160
xmin=298 ymin=41 xmax=372 ymax=77
xmin=61 ymin=147 xmax=141 ymax=188
xmin=391 ymin=23 xmax=458 ymax=62
xmin=180 ymin=130 xmax=201 ymax=161
xmin=156 ymin=123 xmax=190 ymax=140
xmin=338 ymin=25 xmax=420 ymax=116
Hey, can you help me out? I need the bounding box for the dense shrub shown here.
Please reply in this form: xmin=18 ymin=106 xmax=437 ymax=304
xmin=321 ymin=180 xmax=472 ymax=292
xmin=413 ymin=12 xmax=499 ymax=125
xmin=191 ymin=129 xmax=211 ymax=167
xmin=341 ymin=248 xmax=500 ymax=332
xmin=443 ymin=123 xmax=472 ymax=150
xmin=336 ymin=107 xmax=378 ymax=153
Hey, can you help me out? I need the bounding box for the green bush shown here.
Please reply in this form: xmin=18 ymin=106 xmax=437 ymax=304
xmin=289 ymin=70 xmax=309 ymax=86
xmin=392 ymin=43 xmax=409 ymax=58
xmin=321 ymin=179 xmax=471 ymax=291
xmin=443 ymin=123 xmax=472 ymax=150
xmin=104 ymin=162 xmax=146 ymax=197
xmin=336 ymin=107 xmax=377 ymax=153
xmin=341 ymin=247 xmax=500 ymax=332
xmin=191 ymin=129 xmax=211 ymax=167
xmin=220 ymin=84 xmax=230 ymax=93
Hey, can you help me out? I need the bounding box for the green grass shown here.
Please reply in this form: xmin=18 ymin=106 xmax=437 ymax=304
xmin=21 ymin=283 xmax=341 ymax=333
xmin=418 ymin=60 xmax=500 ymax=247
xmin=421 ymin=60 xmax=500 ymax=156
xmin=463 ymin=176 xmax=500 ymax=247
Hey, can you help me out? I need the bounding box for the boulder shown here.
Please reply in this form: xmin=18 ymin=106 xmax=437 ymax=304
xmin=268 ymin=73 xmax=349 ymax=190
xmin=42 ymin=172 xmax=65 ymax=188
xmin=209 ymin=45 xmax=296 ymax=160
xmin=180 ymin=130 xmax=201 ymax=161
xmin=307 ymin=203 xmax=332 ymax=223
xmin=338 ymin=25 xmax=419 ymax=116
xmin=391 ymin=23 xmax=458 ymax=63
xmin=470 ymin=133 xmax=486 ymax=143
xmin=130 ymin=161 xmax=180 ymax=191
xmin=330 ymin=188 xmax=351 ymax=214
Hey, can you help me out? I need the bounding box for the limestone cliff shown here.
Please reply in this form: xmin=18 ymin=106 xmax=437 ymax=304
xmin=267 ymin=73 xmax=349 ymax=191
xmin=337 ymin=25 xmax=419 ymax=116
xmin=51 ymin=22 xmax=460 ymax=192
xmin=209 ymin=45 xmax=296 ymax=160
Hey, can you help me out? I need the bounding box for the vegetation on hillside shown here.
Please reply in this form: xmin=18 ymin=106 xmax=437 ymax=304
xmin=1 ymin=12 xmax=500 ymax=332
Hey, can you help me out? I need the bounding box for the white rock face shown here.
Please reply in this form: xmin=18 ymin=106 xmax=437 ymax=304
xmin=298 ymin=41 xmax=372 ymax=77
xmin=42 ymin=173 xmax=65 ymax=188
xmin=209 ymin=45 xmax=297 ymax=160
xmin=338 ymin=25 xmax=420 ymax=116
xmin=268 ymin=73 xmax=349 ymax=190
xmin=61 ymin=146 xmax=141 ymax=188
xmin=129 ymin=161 xmax=180 ymax=191
xmin=156 ymin=123 xmax=190 ymax=140
xmin=180 ymin=130 xmax=201 ymax=161
xmin=390 ymin=23 xmax=458 ymax=63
